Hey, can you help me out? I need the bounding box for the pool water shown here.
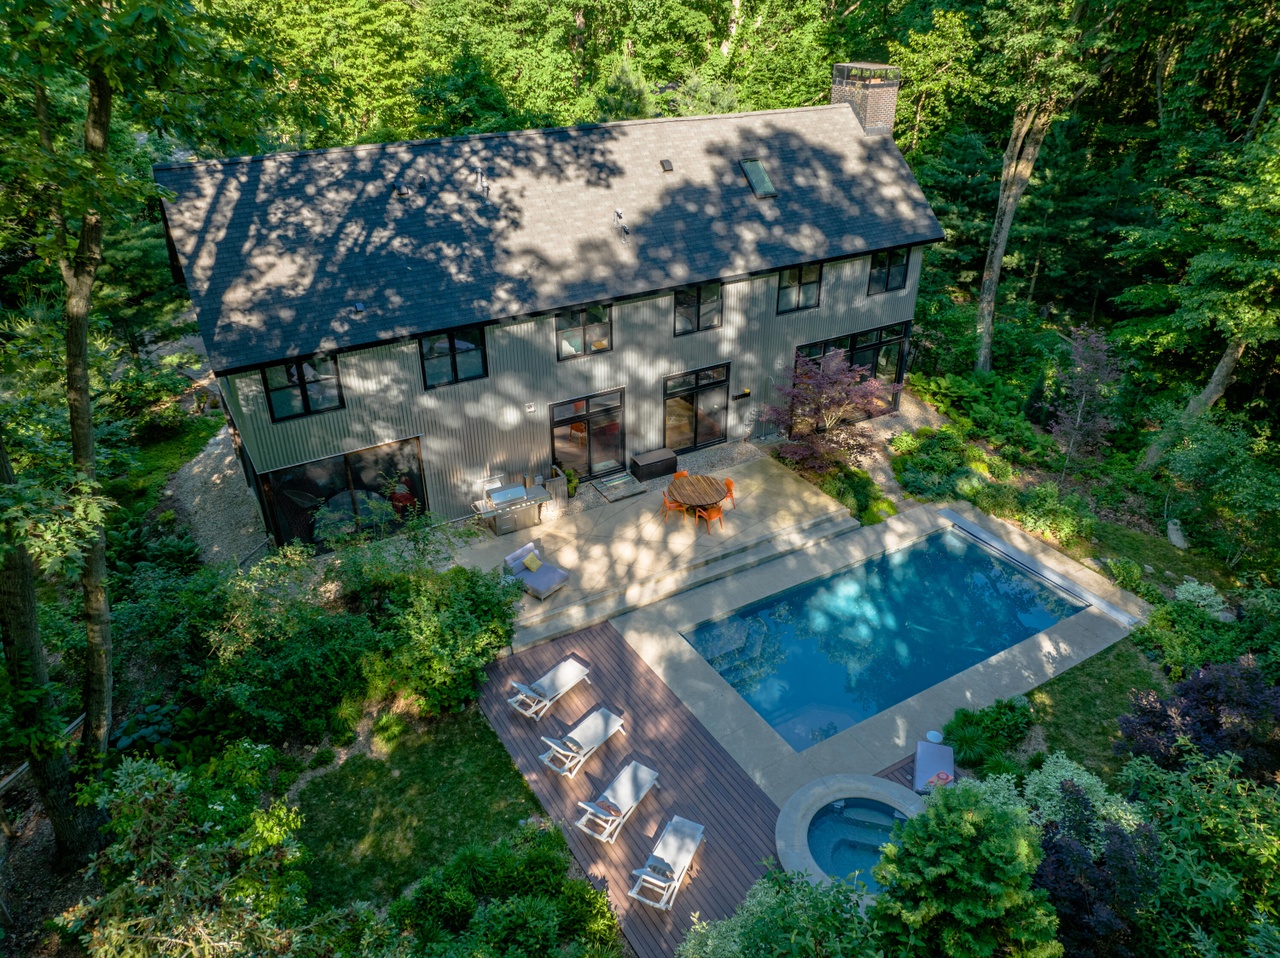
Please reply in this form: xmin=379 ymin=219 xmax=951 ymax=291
xmin=807 ymin=798 xmax=904 ymax=890
xmin=681 ymin=529 xmax=1085 ymax=751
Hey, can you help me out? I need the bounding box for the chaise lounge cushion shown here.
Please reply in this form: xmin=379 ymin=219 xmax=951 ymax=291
xmin=503 ymin=539 xmax=571 ymax=600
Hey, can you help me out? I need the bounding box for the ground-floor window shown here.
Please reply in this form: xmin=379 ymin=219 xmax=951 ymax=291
xmin=664 ymin=364 xmax=729 ymax=453
xmin=551 ymin=389 xmax=625 ymax=479
xmin=796 ymin=322 xmax=909 ymax=417
xmin=260 ymin=438 xmax=426 ymax=548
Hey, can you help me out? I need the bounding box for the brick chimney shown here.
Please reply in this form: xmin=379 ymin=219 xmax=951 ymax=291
xmin=830 ymin=63 xmax=902 ymax=136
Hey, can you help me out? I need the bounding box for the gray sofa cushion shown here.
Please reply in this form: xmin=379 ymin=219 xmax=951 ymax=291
xmin=519 ymin=562 xmax=570 ymax=599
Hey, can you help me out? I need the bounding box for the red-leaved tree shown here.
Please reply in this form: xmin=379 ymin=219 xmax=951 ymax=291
xmin=760 ymin=351 xmax=895 ymax=463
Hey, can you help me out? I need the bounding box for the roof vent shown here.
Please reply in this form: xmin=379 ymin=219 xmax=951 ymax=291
xmin=739 ymin=159 xmax=777 ymax=198
xmin=660 ymin=159 xmax=673 ymax=172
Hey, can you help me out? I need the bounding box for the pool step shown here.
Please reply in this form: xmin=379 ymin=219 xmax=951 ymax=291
xmin=511 ymin=509 xmax=861 ymax=650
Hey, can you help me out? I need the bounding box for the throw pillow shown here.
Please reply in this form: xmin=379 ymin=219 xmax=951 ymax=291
xmin=522 ymin=552 xmax=543 ymax=572
xmin=645 ymin=855 xmax=675 ymax=880
xmin=597 ymin=799 xmax=623 ymax=818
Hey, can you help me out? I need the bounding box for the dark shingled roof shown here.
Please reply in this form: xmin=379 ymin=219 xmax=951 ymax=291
xmin=155 ymin=104 xmax=944 ymax=374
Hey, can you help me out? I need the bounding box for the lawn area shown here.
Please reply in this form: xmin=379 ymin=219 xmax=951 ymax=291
xmin=296 ymin=708 xmax=541 ymax=908
xmin=101 ymin=411 xmax=224 ymax=514
xmin=1027 ymin=638 xmax=1169 ymax=783
xmin=1065 ymin=520 xmax=1239 ymax=593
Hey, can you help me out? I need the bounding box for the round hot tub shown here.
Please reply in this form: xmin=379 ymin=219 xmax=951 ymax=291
xmin=806 ymin=797 xmax=905 ymax=891
xmin=776 ymin=774 xmax=924 ymax=888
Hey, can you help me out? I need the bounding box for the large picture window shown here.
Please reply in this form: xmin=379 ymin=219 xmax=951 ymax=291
xmin=867 ymin=247 xmax=910 ymax=294
xmin=664 ymin=364 xmax=729 ymax=453
xmin=796 ymin=322 xmax=909 ymax=418
xmin=674 ymin=282 xmax=722 ymax=336
xmin=261 ymin=438 xmax=426 ymax=549
xmin=262 ymin=355 xmax=343 ymax=422
xmin=777 ymin=264 xmax=821 ymax=313
xmin=420 ymin=326 xmax=488 ymax=389
xmin=557 ymin=305 xmax=613 ymax=360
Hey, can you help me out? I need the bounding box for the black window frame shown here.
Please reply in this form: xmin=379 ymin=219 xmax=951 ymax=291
xmin=418 ymin=325 xmax=489 ymax=390
xmin=673 ymin=282 xmax=723 ymax=336
xmin=261 ymin=354 xmax=345 ymax=423
xmin=663 ymin=363 xmax=731 ymax=454
xmin=555 ymin=304 xmax=614 ymax=361
xmin=867 ymin=246 xmax=911 ymax=295
xmin=795 ymin=322 xmax=911 ymax=417
xmin=776 ymin=263 xmax=822 ymax=314
xmin=550 ymin=387 xmax=627 ymax=479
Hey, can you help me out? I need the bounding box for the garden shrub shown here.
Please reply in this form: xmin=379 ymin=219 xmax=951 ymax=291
xmin=889 ymin=431 xmax=923 ymax=455
xmin=308 ymin=747 xmax=336 ymax=770
xmin=944 ymin=696 xmax=1034 ymax=773
xmin=1021 ymin=753 xmax=1144 ymax=838
xmin=1018 ymin=482 xmax=1094 ymax=544
xmin=381 ymin=564 xmax=523 ymax=716
xmin=1129 ymin=601 xmax=1267 ymax=680
xmin=1118 ymin=656 xmax=1280 ymax=782
xmin=1033 ymin=782 xmax=1160 ymax=958
xmin=679 ymin=871 xmax=879 ymax=958
xmin=815 ymin=461 xmax=897 ymax=523
xmin=1105 ymin=558 xmax=1144 ymax=592
xmin=1173 ymin=580 xmax=1227 ymax=614
xmin=872 ymin=782 xmax=1062 ymax=958
xmin=472 ymin=895 xmax=562 ymax=955
xmin=1123 ymin=752 xmax=1280 ymax=954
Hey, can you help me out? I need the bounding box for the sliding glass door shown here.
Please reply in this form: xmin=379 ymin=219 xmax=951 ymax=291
xmin=551 ymin=390 xmax=626 ymax=479
xmin=664 ymin=364 xmax=729 ymax=453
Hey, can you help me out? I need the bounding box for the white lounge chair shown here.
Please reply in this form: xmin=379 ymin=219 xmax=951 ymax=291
xmin=575 ymin=761 xmax=659 ymax=844
xmin=540 ymin=708 xmax=625 ymax=778
xmin=507 ymin=658 xmax=591 ymax=721
xmin=628 ymin=816 xmax=705 ymax=911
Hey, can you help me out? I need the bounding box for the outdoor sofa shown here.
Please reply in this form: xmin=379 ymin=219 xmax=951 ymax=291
xmin=503 ymin=538 xmax=570 ymax=600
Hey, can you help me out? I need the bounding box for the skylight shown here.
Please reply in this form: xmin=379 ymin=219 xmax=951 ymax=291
xmin=739 ymin=158 xmax=777 ymax=198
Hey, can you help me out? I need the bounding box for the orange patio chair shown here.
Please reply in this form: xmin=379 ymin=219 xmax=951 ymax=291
xmin=661 ymin=490 xmax=686 ymax=524
xmin=695 ymin=503 xmax=724 ymax=533
xmin=724 ymin=477 xmax=736 ymax=509
xmin=673 ymin=470 xmax=689 ymax=480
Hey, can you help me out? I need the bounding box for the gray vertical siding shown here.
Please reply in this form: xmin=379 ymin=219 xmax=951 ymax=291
xmin=222 ymin=248 xmax=924 ymax=519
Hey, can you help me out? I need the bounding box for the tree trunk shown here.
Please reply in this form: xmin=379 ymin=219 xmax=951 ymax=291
xmin=1139 ymin=336 xmax=1248 ymax=470
xmin=1245 ymin=48 xmax=1280 ymax=142
xmin=975 ymin=103 xmax=1054 ymax=372
xmin=62 ymin=69 xmax=114 ymax=767
xmin=720 ymin=0 xmax=742 ymax=56
xmin=0 ymin=434 xmax=101 ymax=860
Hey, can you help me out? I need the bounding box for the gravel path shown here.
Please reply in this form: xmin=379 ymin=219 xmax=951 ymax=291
xmin=166 ymin=425 xmax=271 ymax=566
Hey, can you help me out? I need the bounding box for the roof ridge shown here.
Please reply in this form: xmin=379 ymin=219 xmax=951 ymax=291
xmin=151 ymin=104 xmax=855 ymax=174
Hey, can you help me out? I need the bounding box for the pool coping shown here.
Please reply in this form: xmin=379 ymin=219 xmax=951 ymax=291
xmin=612 ymin=503 xmax=1147 ymax=808
xmin=775 ymin=774 xmax=924 ymax=885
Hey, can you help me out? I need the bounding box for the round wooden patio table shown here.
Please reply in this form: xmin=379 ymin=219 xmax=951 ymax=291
xmin=667 ymin=475 xmax=727 ymax=509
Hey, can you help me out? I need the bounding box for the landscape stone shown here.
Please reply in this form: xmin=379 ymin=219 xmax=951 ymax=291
xmin=1167 ymin=518 xmax=1189 ymax=550
xmin=1143 ymin=564 xmax=1154 ymax=574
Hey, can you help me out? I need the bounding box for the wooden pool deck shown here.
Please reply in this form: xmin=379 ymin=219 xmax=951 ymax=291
xmin=480 ymin=621 xmax=778 ymax=958
xmin=480 ymin=621 xmax=933 ymax=957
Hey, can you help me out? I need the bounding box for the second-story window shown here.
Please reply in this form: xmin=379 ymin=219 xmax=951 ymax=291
xmin=263 ymin=355 xmax=343 ymax=422
xmin=674 ymin=282 xmax=722 ymax=336
xmin=868 ymin=247 xmax=910 ymax=294
xmin=420 ymin=326 xmax=488 ymax=389
xmin=777 ymin=264 xmax=821 ymax=313
xmin=557 ymin=305 xmax=612 ymax=360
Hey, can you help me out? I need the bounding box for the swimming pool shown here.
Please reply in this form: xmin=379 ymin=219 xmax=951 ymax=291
xmin=680 ymin=528 xmax=1085 ymax=751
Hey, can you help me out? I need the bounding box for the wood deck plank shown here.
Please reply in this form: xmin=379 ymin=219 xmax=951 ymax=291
xmin=480 ymin=622 xmax=778 ymax=958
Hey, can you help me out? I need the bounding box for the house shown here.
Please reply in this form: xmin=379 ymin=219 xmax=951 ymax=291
xmin=155 ymin=63 xmax=944 ymax=546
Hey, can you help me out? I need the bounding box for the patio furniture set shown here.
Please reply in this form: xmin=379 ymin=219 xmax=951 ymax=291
xmin=661 ymin=471 xmax=736 ymax=534
xmin=507 ymin=657 xmax=706 ymax=912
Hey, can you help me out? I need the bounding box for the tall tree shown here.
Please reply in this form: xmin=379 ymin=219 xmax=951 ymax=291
xmin=973 ymin=0 xmax=1098 ymax=372
xmin=1 ymin=0 xmax=303 ymax=771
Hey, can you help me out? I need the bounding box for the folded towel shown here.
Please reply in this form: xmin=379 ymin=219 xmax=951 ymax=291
xmin=562 ymin=735 xmax=583 ymax=753
xmin=645 ymin=855 xmax=675 ymax=880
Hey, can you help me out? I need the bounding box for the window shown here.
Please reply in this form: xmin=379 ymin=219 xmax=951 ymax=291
xmin=557 ymin=305 xmax=612 ymax=360
xmin=262 ymin=355 xmax=343 ymax=421
xmin=777 ymin=264 xmax=821 ymax=313
xmin=739 ymin=158 xmax=777 ymax=198
xmin=664 ymin=364 xmax=729 ymax=453
xmin=796 ymin=322 xmax=911 ymax=419
xmin=551 ymin=389 xmax=625 ymax=478
xmin=868 ymin=247 xmax=910 ymax=294
xmin=420 ymin=326 xmax=488 ymax=389
xmin=674 ymin=282 xmax=722 ymax=336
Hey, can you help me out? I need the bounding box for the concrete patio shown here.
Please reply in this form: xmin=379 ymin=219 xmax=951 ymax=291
xmin=455 ymin=454 xmax=860 ymax=648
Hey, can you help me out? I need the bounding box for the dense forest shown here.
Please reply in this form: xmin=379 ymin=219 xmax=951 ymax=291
xmin=1 ymin=0 xmax=1278 ymax=956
